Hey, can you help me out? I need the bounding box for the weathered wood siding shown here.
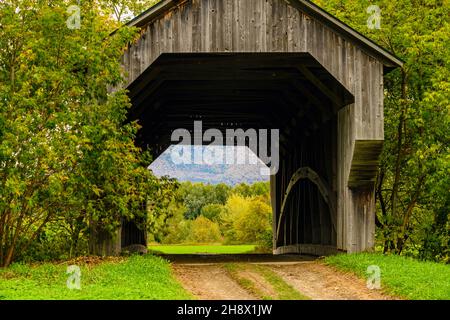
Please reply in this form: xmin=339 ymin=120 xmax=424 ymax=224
xmin=123 ymin=0 xmax=385 ymax=252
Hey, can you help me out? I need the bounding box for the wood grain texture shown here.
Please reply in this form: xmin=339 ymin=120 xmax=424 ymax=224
xmin=121 ymin=0 xmax=388 ymax=253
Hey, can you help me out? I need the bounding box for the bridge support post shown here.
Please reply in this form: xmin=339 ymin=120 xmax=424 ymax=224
xmin=89 ymin=223 xmax=121 ymax=256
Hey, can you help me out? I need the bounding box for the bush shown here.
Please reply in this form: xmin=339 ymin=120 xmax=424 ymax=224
xmin=187 ymin=216 xmax=223 ymax=243
xmin=221 ymin=194 xmax=272 ymax=245
xmin=200 ymin=204 xmax=224 ymax=222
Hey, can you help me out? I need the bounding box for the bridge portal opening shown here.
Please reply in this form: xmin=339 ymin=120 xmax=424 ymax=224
xmin=126 ymin=52 xmax=354 ymax=256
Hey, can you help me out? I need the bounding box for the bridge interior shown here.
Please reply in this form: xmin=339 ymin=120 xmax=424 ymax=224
xmin=126 ymin=52 xmax=354 ymax=254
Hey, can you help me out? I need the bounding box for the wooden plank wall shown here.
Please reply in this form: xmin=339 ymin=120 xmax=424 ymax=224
xmin=122 ymin=0 xmax=385 ymax=253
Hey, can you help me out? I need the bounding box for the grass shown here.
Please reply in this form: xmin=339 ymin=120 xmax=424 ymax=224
xmin=149 ymin=244 xmax=257 ymax=255
xmin=0 ymin=255 xmax=192 ymax=300
xmin=224 ymin=263 xmax=309 ymax=300
xmin=224 ymin=263 xmax=271 ymax=300
xmin=253 ymin=265 xmax=309 ymax=300
xmin=324 ymin=253 xmax=450 ymax=300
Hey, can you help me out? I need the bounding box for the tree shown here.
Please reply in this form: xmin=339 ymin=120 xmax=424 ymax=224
xmin=200 ymin=204 xmax=224 ymax=222
xmin=314 ymin=0 xmax=449 ymax=258
xmin=220 ymin=194 xmax=272 ymax=244
xmin=187 ymin=216 xmax=222 ymax=243
xmin=102 ymin=0 xmax=161 ymax=23
xmin=0 ymin=0 xmax=172 ymax=266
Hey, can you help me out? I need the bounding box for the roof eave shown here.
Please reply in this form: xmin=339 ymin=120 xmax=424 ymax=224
xmin=288 ymin=0 xmax=404 ymax=69
xmin=125 ymin=0 xmax=404 ymax=70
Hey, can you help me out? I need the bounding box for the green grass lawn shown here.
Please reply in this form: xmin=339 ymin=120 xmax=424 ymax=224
xmin=0 ymin=255 xmax=192 ymax=300
xmin=324 ymin=253 xmax=450 ymax=300
xmin=149 ymin=244 xmax=257 ymax=254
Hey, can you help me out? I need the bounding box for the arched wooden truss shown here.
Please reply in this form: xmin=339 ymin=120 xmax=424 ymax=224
xmin=276 ymin=167 xmax=336 ymax=240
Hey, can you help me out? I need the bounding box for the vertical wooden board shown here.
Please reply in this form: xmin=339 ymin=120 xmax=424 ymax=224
xmin=171 ymin=8 xmax=180 ymax=52
xmin=132 ymin=43 xmax=141 ymax=84
xmin=179 ymin=2 xmax=191 ymax=52
xmin=150 ymin=22 xmax=158 ymax=62
xmin=258 ymin=0 xmax=267 ymax=51
xmin=336 ymin=111 xmax=344 ymax=249
xmin=330 ymin=32 xmax=339 ymax=82
xmin=361 ymin=54 xmax=371 ymax=138
xmin=201 ymin=0 xmax=209 ymax=51
xmin=192 ymin=0 xmax=202 ymax=52
xmin=146 ymin=26 xmax=153 ymax=68
xmin=279 ymin=1 xmax=288 ymax=51
xmin=270 ymin=0 xmax=280 ymax=51
xmin=340 ymin=39 xmax=348 ymax=89
xmin=231 ymin=0 xmax=239 ymax=51
xmin=354 ymin=49 xmax=363 ymax=138
xmin=249 ymin=0 xmax=260 ymax=52
xmin=209 ymin=0 xmax=217 ymax=51
xmin=121 ymin=47 xmax=129 ymax=84
xmin=222 ymin=0 xmax=232 ymax=51
xmin=264 ymin=0 xmax=273 ymax=51
xmin=374 ymin=61 xmax=384 ymax=139
xmin=238 ymin=0 xmax=248 ymax=51
xmin=367 ymin=189 xmax=376 ymax=250
xmin=286 ymin=4 xmax=295 ymax=52
xmin=299 ymin=12 xmax=308 ymax=52
xmin=161 ymin=17 xmax=168 ymax=53
xmin=139 ymin=29 xmax=146 ymax=73
xmin=378 ymin=62 xmax=384 ymax=137
xmin=214 ymin=0 xmax=224 ymax=51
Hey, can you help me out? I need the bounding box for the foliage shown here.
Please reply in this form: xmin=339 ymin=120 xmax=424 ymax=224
xmin=0 ymin=0 xmax=174 ymax=267
xmin=200 ymin=204 xmax=224 ymax=222
xmin=233 ymin=182 xmax=271 ymax=202
xmin=314 ymin=0 xmax=450 ymax=261
xmin=159 ymin=182 xmax=272 ymax=247
xmin=101 ymin=0 xmax=161 ymax=23
xmin=0 ymin=255 xmax=192 ymax=300
xmin=324 ymin=253 xmax=450 ymax=300
xmin=187 ymin=216 xmax=222 ymax=243
xmin=178 ymin=182 xmax=231 ymax=220
xmin=221 ymin=194 xmax=272 ymax=245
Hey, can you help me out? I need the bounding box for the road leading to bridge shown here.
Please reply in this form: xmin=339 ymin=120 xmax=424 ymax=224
xmin=168 ymin=255 xmax=397 ymax=300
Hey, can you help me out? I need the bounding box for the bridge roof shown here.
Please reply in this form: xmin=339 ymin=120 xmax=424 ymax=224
xmin=126 ymin=0 xmax=403 ymax=70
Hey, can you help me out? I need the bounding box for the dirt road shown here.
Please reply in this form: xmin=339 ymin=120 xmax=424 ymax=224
xmin=168 ymin=255 xmax=395 ymax=300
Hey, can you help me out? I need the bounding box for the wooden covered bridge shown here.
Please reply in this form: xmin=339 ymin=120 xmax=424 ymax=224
xmin=108 ymin=0 xmax=403 ymax=256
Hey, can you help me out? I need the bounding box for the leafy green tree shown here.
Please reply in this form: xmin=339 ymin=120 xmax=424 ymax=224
xmin=102 ymin=0 xmax=161 ymax=23
xmin=220 ymin=194 xmax=272 ymax=244
xmin=0 ymin=0 xmax=172 ymax=266
xmin=314 ymin=0 xmax=449 ymax=258
xmin=187 ymin=216 xmax=222 ymax=243
xmin=200 ymin=204 xmax=224 ymax=222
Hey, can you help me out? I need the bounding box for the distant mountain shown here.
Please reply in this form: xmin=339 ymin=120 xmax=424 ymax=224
xmin=149 ymin=146 xmax=270 ymax=185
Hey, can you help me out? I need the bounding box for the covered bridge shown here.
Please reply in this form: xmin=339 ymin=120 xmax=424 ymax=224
xmin=112 ymin=0 xmax=402 ymax=256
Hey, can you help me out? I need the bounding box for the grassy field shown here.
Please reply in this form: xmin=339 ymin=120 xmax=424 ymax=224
xmin=324 ymin=253 xmax=450 ymax=300
xmin=0 ymin=255 xmax=192 ymax=300
xmin=149 ymin=244 xmax=257 ymax=254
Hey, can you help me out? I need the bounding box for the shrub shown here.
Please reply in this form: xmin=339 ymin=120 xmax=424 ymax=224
xmin=187 ymin=216 xmax=222 ymax=243
xmin=201 ymin=204 xmax=224 ymax=222
xmin=220 ymin=194 xmax=272 ymax=245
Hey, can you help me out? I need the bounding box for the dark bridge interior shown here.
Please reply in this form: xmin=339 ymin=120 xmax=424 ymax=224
xmin=126 ymin=53 xmax=354 ymax=254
